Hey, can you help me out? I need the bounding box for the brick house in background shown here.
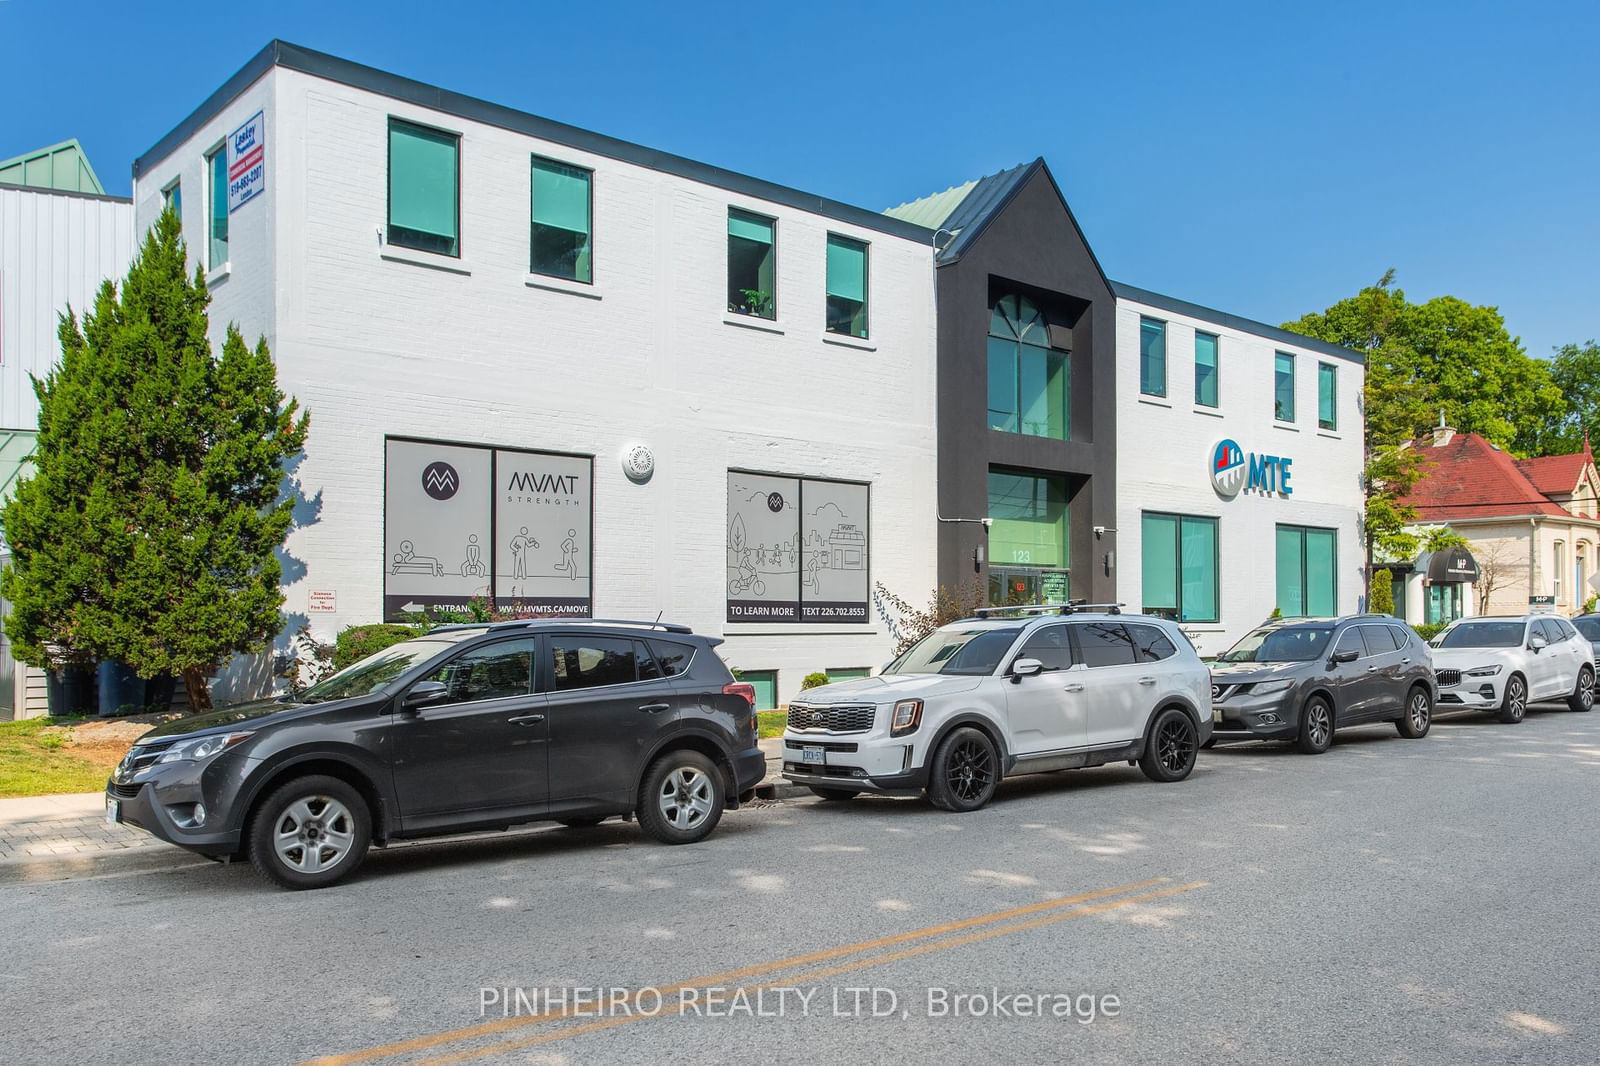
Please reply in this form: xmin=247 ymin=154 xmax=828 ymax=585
xmin=1394 ymin=425 xmax=1600 ymax=621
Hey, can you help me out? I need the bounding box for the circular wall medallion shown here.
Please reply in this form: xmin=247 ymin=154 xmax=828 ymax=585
xmin=766 ymin=491 xmax=785 ymax=512
xmin=1210 ymin=439 xmax=1247 ymax=499
xmin=421 ymin=461 xmax=460 ymax=500
xmin=622 ymin=444 xmax=655 ymax=482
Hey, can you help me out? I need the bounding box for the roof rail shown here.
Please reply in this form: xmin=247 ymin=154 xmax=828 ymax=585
xmin=417 ymin=617 xmax=696 ymax=635
xmin=971 ymin=600 xmax=1125 ymax=620
xmin=585 ymin=617 xmax=695 ymax=634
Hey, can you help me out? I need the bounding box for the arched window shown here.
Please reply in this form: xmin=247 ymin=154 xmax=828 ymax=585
xmin=987 ymin=295 xmax=1068 ymax=439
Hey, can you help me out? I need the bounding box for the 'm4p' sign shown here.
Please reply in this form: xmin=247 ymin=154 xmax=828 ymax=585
xmin=227 ymin=111 xmax=266 ymax=213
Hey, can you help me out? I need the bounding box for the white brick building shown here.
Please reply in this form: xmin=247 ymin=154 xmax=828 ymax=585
xmin=132 ymin=42 xmax=938 ymax=707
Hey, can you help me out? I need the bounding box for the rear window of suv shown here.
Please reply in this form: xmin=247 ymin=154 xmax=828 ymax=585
xmin=1575 ymin=618 xmax=1600 ymax=641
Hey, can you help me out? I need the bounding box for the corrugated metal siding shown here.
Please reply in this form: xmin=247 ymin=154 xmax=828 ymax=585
xmin=0 ymin=186 xmax=134 ymax=429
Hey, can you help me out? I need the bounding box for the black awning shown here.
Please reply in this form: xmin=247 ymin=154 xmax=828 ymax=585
xmin=1426 ymin=548 xmax=1480 ymax=583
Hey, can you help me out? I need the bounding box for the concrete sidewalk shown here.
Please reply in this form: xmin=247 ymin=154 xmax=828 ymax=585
xmin=0 ymin=739 xmax=796 ymax=869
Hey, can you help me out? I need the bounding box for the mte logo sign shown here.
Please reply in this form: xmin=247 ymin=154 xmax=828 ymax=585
xmin=1210 ymin=439 xmax=1293 ymax=499
xmin=421 ymin=461 xmax=460 ymax=500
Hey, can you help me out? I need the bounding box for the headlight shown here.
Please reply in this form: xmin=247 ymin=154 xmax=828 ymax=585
xmin=1465 ymin=665 xmax=1503 ymax=677
xmin=889 ymin=699 xmax=923 ymax=736
xmin=156 ymin=732 xmax=254 ymax=763
xmin=1252 ymin=679 xmax=1293 ymax=696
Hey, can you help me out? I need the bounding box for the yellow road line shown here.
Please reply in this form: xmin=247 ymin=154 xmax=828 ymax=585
xmin=304 ymin=875 xmax=1170 ymax=1066
xmin=420 ymin=880 xmax=1208 ymax=1065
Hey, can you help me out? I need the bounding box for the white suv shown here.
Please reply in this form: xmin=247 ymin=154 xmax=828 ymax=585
xmin=1430 ymin=614 xmax=1596 ymax=722
xmin=780 ymin=607 xmax=1212 ymax=812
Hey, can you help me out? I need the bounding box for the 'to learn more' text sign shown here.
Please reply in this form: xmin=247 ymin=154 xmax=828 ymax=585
xmin=227 ymin=111 xmax=266 ymax=213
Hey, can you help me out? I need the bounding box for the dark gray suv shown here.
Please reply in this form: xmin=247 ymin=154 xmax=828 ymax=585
xmin=106 ymin=619 xmax=765 ymax=889
xmin=1208 ymin=615 xmax=1436 ymax=754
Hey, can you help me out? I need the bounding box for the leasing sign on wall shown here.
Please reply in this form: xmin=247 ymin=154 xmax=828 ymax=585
xmin=726 ymin=471 xmax=869 ymax=623
xmin=227 ymin=111 xmax=266 ymax=212
xmin=384 ymin=438 xmax=592 ymax=620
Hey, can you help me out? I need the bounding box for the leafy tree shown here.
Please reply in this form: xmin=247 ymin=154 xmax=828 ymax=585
xmin=0 ymin=210 xmax=308 ymax=710
xmin=1529 ymin=341 xmax=1600 ymax=455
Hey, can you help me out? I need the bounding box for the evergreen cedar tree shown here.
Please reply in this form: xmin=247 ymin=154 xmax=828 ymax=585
xmin=0 ymin=209 xmax=309 ymax=711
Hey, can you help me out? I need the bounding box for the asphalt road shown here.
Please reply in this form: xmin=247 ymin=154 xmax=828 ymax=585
xmin=3 ymin=704 xmax=1597 ymax=1066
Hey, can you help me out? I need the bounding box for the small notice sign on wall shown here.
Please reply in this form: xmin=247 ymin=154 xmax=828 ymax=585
xmin=308 ymin=590 xmax=337 ymax=613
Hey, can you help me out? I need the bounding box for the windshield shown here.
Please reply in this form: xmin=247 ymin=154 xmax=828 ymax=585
xmin=1574 ymin=618 xmax=1600 ymax=642
xmin=1218 ymin=626 xmax=1333 ymax=663
xmin=1435 ymin=621 xmax=1526 ymax=649
xmin=885 ymin=626 xmax=1022 ymax=676
xmin=298 ymin=640 xmax=454 ymax=702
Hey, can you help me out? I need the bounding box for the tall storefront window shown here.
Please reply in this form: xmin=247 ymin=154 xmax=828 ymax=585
xmin=1194 ymin=331 xmax=1218 ymax=408
xmin=1425 ymin=583 xmax=1463 ymax=625
xmin=987 ymin=295 xmax=1068 ymax=439
xmin=1141 ymin=512 xmax=1219 ymax=623
xmin=1140 ymin=317 xmax=1167 ymax=397
xmin=825 ymin=234 xmax=869 ymax=338
xmin=1275 ymin=524 xmax=1336 ymax=616
xmin=1317 ymin=362 xmax=1337 ymax=430
xmin=388 ymin=118 xmax=461 ymax=256
xmin=530 ymin=157 xmax=592 ymax=282
xmin=987 ymin=468 xmax=1069 ymax=605
xmin=1274 ymin=351 xmax=1296 ymax=422
xmin=727 ymin=209 xmax=776 ymax=318
xmin=206 ymin=146 xmax=229 ymax=268
xmin=725 ymin=472 xmax=869 ymax=623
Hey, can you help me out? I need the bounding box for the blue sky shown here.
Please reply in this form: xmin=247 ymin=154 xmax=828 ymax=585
xmin=4 ymin=0 xmax=1595 ymax=356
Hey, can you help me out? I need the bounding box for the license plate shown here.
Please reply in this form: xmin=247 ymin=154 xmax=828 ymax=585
xmin=105 ymin=798 xmax=120 ymax=826
xmin=801 ymin=746 xmax=826 ymax=766
xmin=1213 ymin=708 xmax=1223 ymax=723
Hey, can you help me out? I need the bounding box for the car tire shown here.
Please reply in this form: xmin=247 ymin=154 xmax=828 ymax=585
xmin=247 ymin=775 xmax=371 ymax=890
xmin=807 ymin=787 xmax=860 ymax=802
xmin=1138 ymin=707 xmax=1199 ymax=783
xmin=636 ymin=749 xmax=724 ymax=845
xmin=1499 ymin=674 xmax=1527 ymax=724
xmin=925 ymin=727 xmax=1000 ymax=812
xmin=1296 ymin=696 xmax=1334 ymax=755
xmin=1396 ymin=685 xmax=1432 ymax=739
xmin=1567 ymin=665 xmax=1594 ymax=713
xmin=558 ymin=816 xmax=608 ymax=828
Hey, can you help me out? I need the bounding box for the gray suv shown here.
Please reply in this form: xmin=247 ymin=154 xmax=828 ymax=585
xmin=1208 ymin=615 xmax=1436 ymax=754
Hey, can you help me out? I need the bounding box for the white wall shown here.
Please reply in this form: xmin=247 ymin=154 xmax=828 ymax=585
xmin=137 ymin=67 xmax=938 ymax=705
xmin=1113 ymin=297 xmax=1366 ymax=656
xmin=0 ymin=187 xmax=133 ymax=429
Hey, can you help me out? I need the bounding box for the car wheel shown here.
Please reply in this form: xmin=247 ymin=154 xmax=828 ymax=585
xmin=1396 ymin=686 xmax=1432 ymax=738
xmin=1138 ymin=708 xmax=1199 ymax=782
xmin=1499 ymin=674 xmax=1527 ymax=724
xmin=807 ymin=787 xmax=860 ymax=802
xmin=1568 ymin=665 xmax=1594 ymax=713
xmin=558 ymin=816 xmax=608 ymax=828
xmin=247 ymin=775 xmax=371 ymax=890
xmin=925 ymin=727 xmax=999 ymax=812
xmin=636 ymin=750 xmax=724 ymax=845
xmin=1296 ymin=696 xmax=1334 ymax=754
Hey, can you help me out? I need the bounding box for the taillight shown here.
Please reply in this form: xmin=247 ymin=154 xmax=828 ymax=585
xmin=724 ymin=682 xmax=756 ymax=708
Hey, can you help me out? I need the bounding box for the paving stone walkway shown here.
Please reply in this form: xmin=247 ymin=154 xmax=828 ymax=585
xmin=0 ymin=793 xmax=159 ymax=862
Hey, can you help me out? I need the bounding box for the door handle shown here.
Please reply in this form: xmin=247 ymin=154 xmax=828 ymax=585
xmin=1401 ymin=658 xmax=1412 ymax=664
xmin=638 ymin=702 xmax=671 ymax=714
xmin=507 ymin=713 xmax=545 ymax=726
xmin=1366 ymin=666 xmax=1379 ymax=673
xmin=1063 ymin=683 xmax=1085 ymax=693
xmin=1138 ymin=676 xmax=1156 ymax=685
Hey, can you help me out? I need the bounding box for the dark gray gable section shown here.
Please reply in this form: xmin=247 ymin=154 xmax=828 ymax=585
xmin=134 ymin=40 xmax=936 ymax=245
xmin=1109 ymin=281 xmax=1366 ymax=365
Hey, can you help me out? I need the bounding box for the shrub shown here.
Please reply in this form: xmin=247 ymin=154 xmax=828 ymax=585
xmin=333 ymin=624 xmax=419 ymax=670
xmin=873 ymin=579 xmax=987 ymax=655
xmin=1370 ymin=569 xmax=1395 ymax=615
xmin=802 ymin=671 xmax=830 ymax=690
xmin=1585 ymin=594 xmax=1598 ymax=615
xmin=1414 ymin=622 xmax=1448 ymax=642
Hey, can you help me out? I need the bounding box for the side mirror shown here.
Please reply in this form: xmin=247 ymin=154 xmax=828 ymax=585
xmin=402 ymin=680 xmax=450 ymax=710
xmin=1332 ymin=649 xmax=1359 ymax=665
xmin=1530 ymin=635 xmax=1548 ymax=652
xmin=1011 ymin=658 xmax=1044 ymax=682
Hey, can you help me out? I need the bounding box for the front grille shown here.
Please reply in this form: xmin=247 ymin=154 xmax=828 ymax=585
xmin=786 ymin=704 xmax=876 ymax=734
xmin=113 ymin=740 xmax=175 ymax=783
xmin=109 ymin=781 xmax=143 ymax=800
xmin=1436 ymin=669 xmax=1461 ymax=687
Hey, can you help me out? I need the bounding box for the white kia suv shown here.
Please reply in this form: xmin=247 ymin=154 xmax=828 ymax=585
xmin=1430 ymin=614 xmax=1595 ymax=722
xmin=780 ymin=606 xmax=1212 ymax=812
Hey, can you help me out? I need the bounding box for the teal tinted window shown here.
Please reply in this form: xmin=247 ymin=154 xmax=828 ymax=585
xmin=163 ymin=181 xmax=180 ymax=220
xmin=1142 ymin=512 xmax=1218 ymax=623
xmin=988 ymin=468 xmax=1068 ymax=569
xmin=825 ymin=234 xmax=868 ymax=338
xmin=207 ymin=147 xmax=229 ymax=268
xmin=728 ymin=209 xmax=776 ymax=318
xmin=1277 ymin=524 xmax=1337 ymax=617
xmin=388 ymin=119 xmax=459 ymax=256
xmin=1140 ymin=317 xmax=1166 ymax=397
xmin=1195 ymin=332 xmax=1218 ymax=407
xmin=1318 ymin=362 xmax=1337 ymax=430
xmin=1274 ymin=351 xmax=1296 ymax=421
xmin=530 ymin=157 xmax=592 ymax=282
xmin=988 ymin=296 xmax=1067 ymax=439
xmin=743 ymin=670 xmax=778 ymax=710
